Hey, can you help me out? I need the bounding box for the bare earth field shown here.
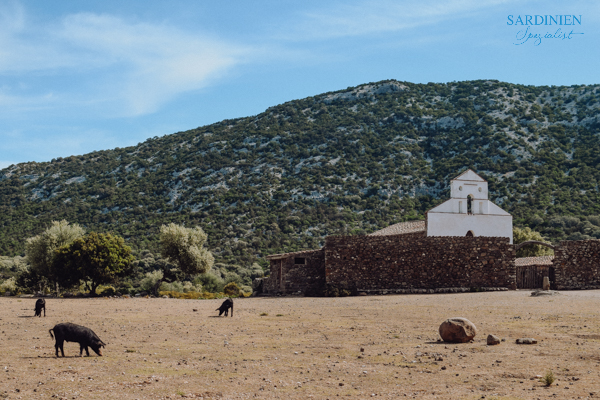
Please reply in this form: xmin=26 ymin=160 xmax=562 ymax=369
xmin=2 ymin=291 xmax=600 ymax=399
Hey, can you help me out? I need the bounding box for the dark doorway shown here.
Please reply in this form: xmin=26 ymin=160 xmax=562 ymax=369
xmin=466 ymin=231 xmax=474 ymax=237
xmin=516 ymin=266 xmax=549 ymax=289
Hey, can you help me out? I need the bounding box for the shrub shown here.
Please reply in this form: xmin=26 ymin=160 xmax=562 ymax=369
xmin=194 ymin=273 xmax=223 ymax=293
xmin=0 ymin=277 xmax=17 ymax=295
xmin=159 ymin=291 xmax=203 ymax=299
xmin=98 ymin=285 xmax=117 ymax=296
xmin=541 ymin=370 xmax=555 ymax=386
xmin=158 ymin=291 xmax=229 ymax=300
xmin=159 ymin=280 xmax=202 ymax=293
xmin=223 ymin=282 xmax=241 ymax=296
xmin=139 ymin=270 xmax=163 ymax=293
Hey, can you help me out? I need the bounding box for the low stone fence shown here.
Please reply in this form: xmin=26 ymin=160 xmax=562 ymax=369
xmin=325 ymin=233 xmax=515 ymax=292
xmin=553 ymin=239 xmax=600 ymax=290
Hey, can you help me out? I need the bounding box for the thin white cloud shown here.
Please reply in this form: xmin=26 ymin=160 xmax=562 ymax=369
xmin=56 ymin=13 xmax=248 ymax=115
xmin=293 ymin=0 xmax=518 ymax=40
xmin=0 ymin=8 xmax=250 ymax=117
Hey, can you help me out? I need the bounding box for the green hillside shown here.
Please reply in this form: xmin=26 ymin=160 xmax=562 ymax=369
xmin=1 ymin=79 xmax=600 ymax=268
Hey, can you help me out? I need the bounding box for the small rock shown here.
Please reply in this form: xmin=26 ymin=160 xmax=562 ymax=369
xmin=531 ymin=290 xmax=559 ymax=297
xmin=516 ymin=338 xmax=538 ymax=344
xmin=439 ymin=318 xmax=477 ymax=343
xmin=192 ymin=309 xmax=198 ymax=312
xmin=339 ymin=382 xmax=344 ymax=386
xmin=487 ymin=334 xmax=501 ymax=345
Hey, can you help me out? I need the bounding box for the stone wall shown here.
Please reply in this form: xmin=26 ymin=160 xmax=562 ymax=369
xmin=325 ymin=233 xmax=515 ymax=292
xmin=261 ymin=249 xmax=325 ymax=295
xmin=553 ymin=240 xmax=600 ymax=290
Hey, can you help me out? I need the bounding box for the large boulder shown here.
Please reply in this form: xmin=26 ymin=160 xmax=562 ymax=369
xmin=439 ymin=318 xmax=477 ymax=343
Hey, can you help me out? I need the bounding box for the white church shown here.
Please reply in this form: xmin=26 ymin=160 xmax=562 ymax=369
xmin=426 ymin=169 xmax=513 ymax=243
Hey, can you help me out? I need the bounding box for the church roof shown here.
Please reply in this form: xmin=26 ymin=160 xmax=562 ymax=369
xmin=369 ymin=220 xmax=426 ymax=236
xmin=452 ymin=169 xmax=486 ymax=182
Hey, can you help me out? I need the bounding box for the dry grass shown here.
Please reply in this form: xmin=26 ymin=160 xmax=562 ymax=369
xmin=1 ymin=290 xmax=600 ymax=399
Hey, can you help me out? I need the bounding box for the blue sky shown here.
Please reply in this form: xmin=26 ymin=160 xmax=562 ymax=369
xmin=0 ymin=0 xmax=598 ymax=168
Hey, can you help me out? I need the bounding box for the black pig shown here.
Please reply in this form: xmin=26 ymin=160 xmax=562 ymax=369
xmin=49 ymin=322 xmax=106 ymax=357
xmin=216 ymin=298 xmax=233 ymax=317
xmin=34 ymin=298 xmax=46 ymax=317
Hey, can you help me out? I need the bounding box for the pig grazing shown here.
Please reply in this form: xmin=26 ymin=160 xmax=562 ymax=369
xmin=49 ymin=322 xmax=106 ymax=357
xmin=216 ymin=298 xmax=233 ymax=317
xmin=34 ymin=298 xmax=46 ymax=317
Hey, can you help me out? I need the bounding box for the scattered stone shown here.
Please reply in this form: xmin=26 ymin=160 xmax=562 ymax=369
xmin=487 ymin=334 xmax=501 ymax=345
xmin=516 ymin=338 xmax=538 ymax=344
xmin=531 ymin=290 xmax=560 ymax=297
xmin=439 ymin=318 xmax=477 ymax=343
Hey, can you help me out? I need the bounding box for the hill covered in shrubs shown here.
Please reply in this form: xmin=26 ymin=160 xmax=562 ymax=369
xmin=1 ymin=79 xmax=599 ymax=274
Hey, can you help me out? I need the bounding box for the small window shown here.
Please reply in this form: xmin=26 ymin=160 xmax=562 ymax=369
xmin=294 ymin=257 xmax=306 ymax=265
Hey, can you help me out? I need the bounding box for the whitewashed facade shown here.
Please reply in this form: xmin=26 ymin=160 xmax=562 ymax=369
xmin=426 ymin=170 xmax=513 ymax=243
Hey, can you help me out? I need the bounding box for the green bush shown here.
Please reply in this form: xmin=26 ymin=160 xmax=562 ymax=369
xmin=159 ymin=280 xmax=202 ymax=293
xmin=194 ymin=273 xmax=223 ymax=293
xmin=223 ymin=282 xmax=241 ymax=296
xmin=158 ymin=290 xmax=229 ymax=300
xmin=159 ymin=291 xmax=202 ymax=299
xmin=97 ymin=285 xmax=117 ymax=296
xmin=0 ymin=277 xmax=17 ymax=295
xmin=541 ymin=370 xmax=555 ymax=386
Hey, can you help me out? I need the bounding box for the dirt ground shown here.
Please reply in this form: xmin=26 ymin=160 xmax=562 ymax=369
xmin=1 ymin=290 xmax=600 ymax=399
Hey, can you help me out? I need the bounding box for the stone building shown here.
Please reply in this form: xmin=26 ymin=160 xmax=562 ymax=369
xmin=255 ymin=170 xmax=600 ymax=296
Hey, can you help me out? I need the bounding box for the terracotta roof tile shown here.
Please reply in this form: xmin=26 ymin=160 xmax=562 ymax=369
xmin=369 ymin=220 xmax=426 ymax=236
xmin=515 ymin=256 xmax=554 ymax=266
xmin=266 ymin=248 xmax=322 ymax=260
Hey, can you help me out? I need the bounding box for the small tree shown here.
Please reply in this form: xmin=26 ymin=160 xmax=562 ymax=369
xmin=513 ymin=227 xmax=554 ymax=257
xmin=23 ymin=220 xmax=85 ymax=293
xmin=53 ymin=232 xmax=135 ymax=296
xmin=157 ymin=223 xmax=214 ymax=295
xmin=159 ymin=223 xmax=214 ymax=274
